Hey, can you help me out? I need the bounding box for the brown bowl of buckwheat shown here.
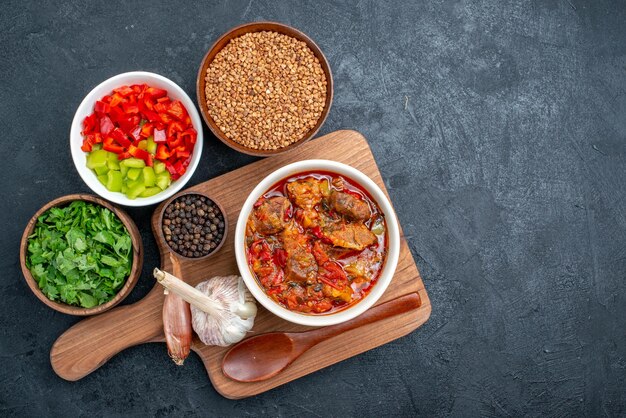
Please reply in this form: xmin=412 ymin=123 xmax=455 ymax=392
xmin=196 ymin=22 xmax=333 ymax=157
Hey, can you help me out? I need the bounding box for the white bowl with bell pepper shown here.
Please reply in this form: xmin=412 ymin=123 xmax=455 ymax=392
xmin=70 ymin=71 xmax=203 ymax=206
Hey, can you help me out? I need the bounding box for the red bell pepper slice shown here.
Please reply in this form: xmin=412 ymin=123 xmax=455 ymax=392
xmin=117 ymin=151 xmax=131 ymax=160
xmin=159 ymin=113 xmax=174 ymax=125
xmin=311 ymin=226 xmax=333 ymax=245
xmin=129 ymin=145 xmax=153 ymax=166
xmin=110 ymin=128 xmax=131 ymax=148
xmin=323 ymin=262 xmax=348 ymax=283
xmin=155 ymin=144 xmax=171 ymax=160
xmin=312 ymin=242 xmax=329 ymax=265
xmin=143 ymin=110 xmax=160 ymax=122
xmin=175 ymin=147 xmax=190 ymax=159
xmin=165 ymin=162 xmax=180 ymax=180
xmin=284 ymin=205 xmax=293 ymax=221
xmin=94 ymin=100 xmax=110 ymax=114
xmin=99 ymin=115 xmax=115 ymax=136
xmin=137 ymin=96 xmax=146 ymax=113
xmin=153 ymin=128 xmax=166 ymax=143
xmin=118 ymin=115 xmax=140 ymax=134
xmin=168 ymin=135 xmax=183 ymax=148
xmin=113 ymin=85 xmax=134 ymax=96
xmin=81 ymin=135 xmax=95 ymax=152
xmin=130 ymin=125 xmax=142 ymax=141
xmin=109 ymin=93 xmax=124 ymax=108
xmin=166 ymin=100 xmax=186 ymax=120
xmin=273 ymin=249 xmax=287 ymax=268
xmin=173 ymin=160 xmax=185 ymax=176
xmin=154 ymin=102 xmax=168 ymax=114
xmin=318 ymin=275 xmax=342 ymax=290
xmin=180 ymin=128 xmax=197 ymax=147
xmin=140 ymin=122 xmax=154 ymax=138
xmin=103 ymin=137 xmax=124 ymax=154
xmin=122 ymin=102 xmax=139 ymax=114
xmin=311 ymin=226 xmax=323 ymax=239
xmin=103 ymin=143 xmax=124 ymax=154
xmin=141 ymin=92 xmax=154 ymax=109
xmin=108 ymin=105 xmax=125 ymax=123
xmin=82 ymin=114 xmax=97 ymax=134
xmin=146 ymin=86 xmax=168 ymax=99
xmin=166 ymin=121 xmax=184 ymax=139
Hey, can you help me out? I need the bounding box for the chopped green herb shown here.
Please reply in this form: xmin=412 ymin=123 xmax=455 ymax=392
xmin=26 ymin=201 xmax=133 ymax=308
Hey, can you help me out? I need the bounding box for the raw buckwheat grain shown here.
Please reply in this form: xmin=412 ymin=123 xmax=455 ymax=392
xmin=205 ymin=31 xmax=327 ymax=150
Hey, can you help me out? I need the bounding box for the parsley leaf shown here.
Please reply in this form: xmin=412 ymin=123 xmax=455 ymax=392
xmin=26 ymin=201 xmax=133 ymax=308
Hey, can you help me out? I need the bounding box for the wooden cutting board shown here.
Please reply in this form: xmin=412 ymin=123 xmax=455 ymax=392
xmin=50 ymin=130 xmax=431 ymax=399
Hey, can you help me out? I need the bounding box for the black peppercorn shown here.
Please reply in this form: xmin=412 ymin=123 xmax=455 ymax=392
xmin=162 ymin=194 xmax=226 ymax=258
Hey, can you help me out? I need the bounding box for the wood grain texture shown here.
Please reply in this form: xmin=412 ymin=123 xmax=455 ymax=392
xmin=50 ymin=130 xmax=431 ymax=398
xmin=20 ymin=194 xmax=143 ymax=316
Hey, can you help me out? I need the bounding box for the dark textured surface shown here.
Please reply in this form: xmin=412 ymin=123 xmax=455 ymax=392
xmin=1 ymin=0 xmax=625 ymax=416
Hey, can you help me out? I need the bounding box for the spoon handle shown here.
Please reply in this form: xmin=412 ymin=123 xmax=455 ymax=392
xmin=297 ymin=292 xmax=421 ymax=347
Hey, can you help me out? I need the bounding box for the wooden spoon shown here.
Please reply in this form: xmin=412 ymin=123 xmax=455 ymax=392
xmin=222 ymin=292 xmax=421 ymax=382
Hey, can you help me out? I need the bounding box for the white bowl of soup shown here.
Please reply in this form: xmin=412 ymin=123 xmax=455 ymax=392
xmin=235 ymin=160 xmax=400 ymax=326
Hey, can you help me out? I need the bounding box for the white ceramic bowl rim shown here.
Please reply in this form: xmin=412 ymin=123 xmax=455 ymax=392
xmin=70 ymin=71 xmax=203 ymax=207
xmin=235 ymin=159 xmax=400 ymax=327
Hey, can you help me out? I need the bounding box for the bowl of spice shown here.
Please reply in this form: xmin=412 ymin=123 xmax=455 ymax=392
xmin=19 ymin=194 xmax=143 ymax=315
xmin=157 ymin=191 xmax=227 ymax=259
xmin=197 ymin=22 xmax=333 ymax=156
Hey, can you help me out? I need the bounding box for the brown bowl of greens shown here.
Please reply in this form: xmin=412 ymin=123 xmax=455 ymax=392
xmin=19 ymin=194 xmax=143 ymax=315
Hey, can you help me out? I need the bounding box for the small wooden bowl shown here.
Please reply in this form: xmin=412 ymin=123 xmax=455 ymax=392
xmin=19 ymin=194 xmax=143 ymax=316
xmin=154 ymin=190 xmax=228 ymax=262
xmin=196 ymin=21 xmax=334 ymax=157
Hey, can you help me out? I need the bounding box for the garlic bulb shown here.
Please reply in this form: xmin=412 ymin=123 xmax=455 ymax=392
xmin=191 ymin=275 xmax=256 ymax=347
xmin=153 ymin=268 xmax=257 ymax=347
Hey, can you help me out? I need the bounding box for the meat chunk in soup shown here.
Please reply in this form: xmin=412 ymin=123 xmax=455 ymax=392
xmin=329 ymin=190 xmax=371 ymax=221
xmin=250 ymin=196 xmax=290 ymax=235
xmin=323 ymin=222 xmax=377 ymax=250
xmin=285 ymin=248 xmax=318 ymax=283
xmin=282 ymin=224 xmax=318 ymax=283
xmin=287 ymin=178 xmax=325 ymax=227
xmin=286 ymin=178 xmax=323 ymax=209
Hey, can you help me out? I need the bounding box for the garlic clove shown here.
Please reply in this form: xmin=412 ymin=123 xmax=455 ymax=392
xmin=234 ymin=301 xmax=258 ymax=320
xmin=234 ymin=277 xmax=258 ymax=319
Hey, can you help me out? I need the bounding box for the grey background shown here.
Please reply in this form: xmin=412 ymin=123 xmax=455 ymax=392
xmin=1 ymin=0 xmax=625 ymax=416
